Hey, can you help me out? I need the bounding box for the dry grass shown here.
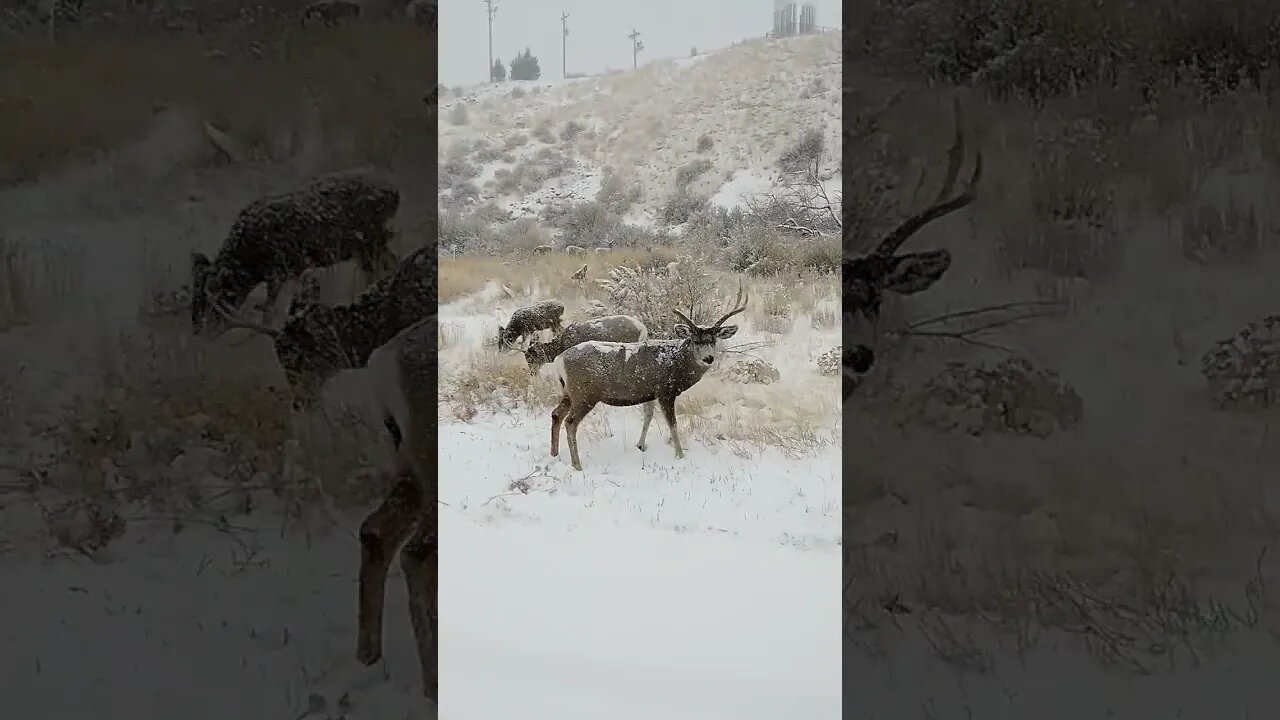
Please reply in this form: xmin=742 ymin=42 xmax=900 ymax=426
xmin=438 ymin=247 xmax=679 ymax=303
xmin=0 ymin=21 xmax=427 ymax=184
xmin=438 ymin=254 xmax=841 ymax=455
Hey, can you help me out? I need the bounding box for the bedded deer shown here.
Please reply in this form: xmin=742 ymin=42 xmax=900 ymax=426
xmin=191 ymin=169 xmax=400 ymax=337
xmin=210 ymin=245 xmax=432 ymax=409
xmin=355 ymin=316 xmax=437 ymax=704
xmin=523 ymin=314 xmax=648 ymax=374
xmin=550 ymin=283 xmax=748 ymax=471
xmin=844 ymin=97 xmax=983 ymax=396
xmin=497 ymin=299 xmax=565 ymax=351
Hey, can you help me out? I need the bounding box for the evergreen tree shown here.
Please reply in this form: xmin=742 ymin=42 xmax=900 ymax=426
xmin=491 ymin=57 xmax=506 ymax=82
xmin=509 ymin=47 xmax=542 ymax=81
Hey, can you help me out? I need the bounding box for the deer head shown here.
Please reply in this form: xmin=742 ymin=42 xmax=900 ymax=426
xmin=190 ymin=252 xmax=254 ymax=336
xmin=671 ymin=281 xmax=749 ymax=367
xmin=846 ymin=97 xmax=983 ymax=374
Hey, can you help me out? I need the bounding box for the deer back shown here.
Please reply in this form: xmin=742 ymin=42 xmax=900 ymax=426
xmin=557 ymin=339 xmax=703 ymax=404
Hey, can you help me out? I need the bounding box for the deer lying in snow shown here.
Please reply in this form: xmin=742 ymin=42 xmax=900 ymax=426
xmin=845 ymin=97 xmax=983 ymax=396
xmin=355 ymin=316 xmax=437 ymax=703
xmin=211 ymin=245 xmax=432 ymax=409
xmin=550 ymin=282 xmax=748 ymax=470
xmin=523 ymin=314 xmax=648 ymax=374
xmin=497 ymin=299 xmax=565 ymax=351
xmin=190 ymin=169 xmax=400 ymax=337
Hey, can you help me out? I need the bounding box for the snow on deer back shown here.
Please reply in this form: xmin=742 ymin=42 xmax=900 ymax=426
xmin=190 ymin=169 xmax=400 ymax=337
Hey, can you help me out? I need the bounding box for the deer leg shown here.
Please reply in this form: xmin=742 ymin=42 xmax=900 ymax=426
xmin=659 ymin=396 xmax=684 ymax=459
xmin=356 ymin=475 xmax=422 ymax=665
xmin=400 ymin=508 xmax=438 ymax=701
xmin=565 ymin=401 xmax=597 ymax=471
xmin=550 ymin=397 xmax=571 ymax=457
xmin=636 ymin=401 xmax=654 ymax=451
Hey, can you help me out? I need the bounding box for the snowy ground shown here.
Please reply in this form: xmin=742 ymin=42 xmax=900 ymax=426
xmin=439 ymin=419 xmax=840 ymax=719
xmin=434 ymin=274 xmax=842 ymax=716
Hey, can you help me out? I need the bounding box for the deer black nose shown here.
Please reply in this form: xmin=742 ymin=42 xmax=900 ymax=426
xmin=703 ymin=355 xmax=714 ymax=364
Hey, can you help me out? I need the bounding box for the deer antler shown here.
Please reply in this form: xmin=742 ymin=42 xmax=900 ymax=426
xmin=873 ymin=97 xmax=983 ymax=259
xmin=711 ymin=280 xmax=749 ymax=328
xmin=672 ymin=309 xmax=697 ymax=328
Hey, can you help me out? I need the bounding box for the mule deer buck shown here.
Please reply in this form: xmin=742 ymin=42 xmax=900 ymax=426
xmin=524 ymin=314 xmax=648 ymax=374
xmin=497 ymin=299 xmax=565 ymax=351
xmin=191 ymin=169 xmax=400 ymax=337
xmin=845 ymin=97 xmax=983 ymax=391
xmin=355 ymin=317 xmax=437 ymax=704
xmin=211 ymin=245 xmax=432 ymax=409
xmin=550 ymin=282 xmax=748 ymax=470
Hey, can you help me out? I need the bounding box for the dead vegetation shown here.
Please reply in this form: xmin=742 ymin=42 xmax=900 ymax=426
xmin=848 ymin=0 xmax=1280 ymax=674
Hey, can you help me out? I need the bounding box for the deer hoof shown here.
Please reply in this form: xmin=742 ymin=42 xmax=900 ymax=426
xmin=636 ymin=442 xmax=646 ymax=452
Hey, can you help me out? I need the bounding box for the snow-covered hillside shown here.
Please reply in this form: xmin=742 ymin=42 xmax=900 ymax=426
xmin=438 ymin=32 xmax=841 ymax=225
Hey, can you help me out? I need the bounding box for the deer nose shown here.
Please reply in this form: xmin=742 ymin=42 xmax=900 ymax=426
xmin=703 ymin=355 xmax=715 ymax=364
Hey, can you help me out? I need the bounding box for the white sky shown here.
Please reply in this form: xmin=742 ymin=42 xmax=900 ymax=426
xmin=438 ymin=0 xmax=843 ymax=87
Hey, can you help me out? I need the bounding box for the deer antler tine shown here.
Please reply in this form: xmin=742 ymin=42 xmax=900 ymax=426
xmin=712 ymin=280 xmax=749 ymax=327
xmin=935 ymin=96 xmax=965 ymax=205
xmin=672 ymin=309 xmax=696 ymax=327
xmin=873 ymin=98 xmax=981 ymax=259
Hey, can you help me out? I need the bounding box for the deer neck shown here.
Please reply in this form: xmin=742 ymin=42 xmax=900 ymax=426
xmin=666 ymin=340 xmax=711 ymax=392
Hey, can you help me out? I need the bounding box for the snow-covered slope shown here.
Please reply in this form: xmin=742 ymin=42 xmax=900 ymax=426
xmin=438 ymin=33 xmax=842 ymax=223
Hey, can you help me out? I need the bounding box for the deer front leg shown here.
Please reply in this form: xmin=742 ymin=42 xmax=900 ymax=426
xmin=636 ymin=401 xmax=654 ymax=451
xmin=564 ymin=401 xmax=596 ymax=471
xmin=659 ymin=395 xmax=684 ymax=459
xmin=400 ymin=509 xmax=438 ymax=702
xmin=357 ymin=476 xmax=422 ymax=665
xmin=550 ymin=397 xmax=571 ymax=457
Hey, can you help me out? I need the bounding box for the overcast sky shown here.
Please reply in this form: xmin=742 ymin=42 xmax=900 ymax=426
xmin=438 ymin=0 xmax=843 ymax=87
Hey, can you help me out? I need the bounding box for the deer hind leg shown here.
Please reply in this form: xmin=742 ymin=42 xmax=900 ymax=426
xmin=550 ymin=397 xmax=571 ymax=457
xmin=659 ymin=396 xmax=684 ymax=459
xmin=636 ymin=401 xmax=654 ymax=451
xmin=400 ymin=507 xmax=438 ymax=701
xmin=564 ymin=401 xmax=597 ymax=471
xmin=357 ymin=475 xmax=422 ymax=665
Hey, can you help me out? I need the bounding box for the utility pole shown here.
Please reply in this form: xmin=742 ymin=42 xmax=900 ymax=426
xmin=561 ymin=11 xmax=570 ymax=79
xmin=627 ymin=28 xmax=644 ymax=70
xmin=482 ymin=0 xmax=498 ymax=82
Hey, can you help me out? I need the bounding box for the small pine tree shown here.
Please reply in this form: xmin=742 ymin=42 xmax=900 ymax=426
xmin=509 ymin=47 xmax=542 ymax=81
xmin=491 ymin=57 xmax=506 ymax=82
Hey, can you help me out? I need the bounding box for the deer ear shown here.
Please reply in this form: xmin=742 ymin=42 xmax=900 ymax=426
xmin=672 ymin=324 xmax=692 ymax=338
xmin=716 ymin=325 xmax=738 ymax=339
xmin=882 ymin=249 xmax=951 ymax=295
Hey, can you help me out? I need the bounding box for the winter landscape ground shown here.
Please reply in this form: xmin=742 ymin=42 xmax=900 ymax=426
xmin=0 ymin=11 xmax=842 ymax=719
xmin=0 ymin=9 xmax=438 ymax=719
xmin=848 ymin=2 xmax=1280 ymax=716
xmin=435 ymin=30 xmax=843 ymax=715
